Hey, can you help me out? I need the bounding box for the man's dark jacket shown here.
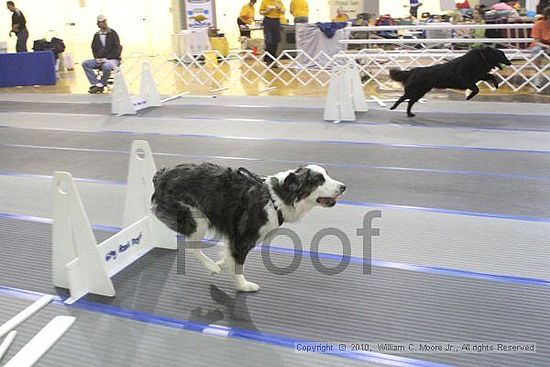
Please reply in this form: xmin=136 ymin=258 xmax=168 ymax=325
xmin=91 ymin=28 xmax=121 ymax=60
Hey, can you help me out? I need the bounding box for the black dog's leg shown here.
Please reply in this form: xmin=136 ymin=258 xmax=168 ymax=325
xmin=390 ymin=95 xmax=407 ymax=110
xmin=405 ymin=88 xmax=430 ymax=117
xmin=406 ymin=98 xmax=420 ymax=118
xmin=466 ymin=85 xmax=480 ymax=100
xmin=482 ymin=74 xmax=499 ymax=89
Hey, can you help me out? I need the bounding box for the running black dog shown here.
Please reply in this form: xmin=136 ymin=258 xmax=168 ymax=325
xmin=389 ymin=47 xmax=512 ymax=117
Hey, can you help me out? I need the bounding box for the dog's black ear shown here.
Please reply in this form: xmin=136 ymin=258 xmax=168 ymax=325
xmin=285 ymin=172 xmax=306 ymax=201
xmin=283 ymin=172 xmax=299 ymax=194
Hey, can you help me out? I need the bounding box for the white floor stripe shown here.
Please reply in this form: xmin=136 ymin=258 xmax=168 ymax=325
xmin=1 ymin=175 xmax=549 ymax=281
xmin=2 ymin=112 xmax=550 ymax=153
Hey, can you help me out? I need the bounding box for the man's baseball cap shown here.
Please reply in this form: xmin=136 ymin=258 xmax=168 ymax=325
xmin=97 ymin=15 xmax=107 ymax=22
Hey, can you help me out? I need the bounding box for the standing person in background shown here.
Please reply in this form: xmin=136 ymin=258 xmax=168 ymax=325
xmin=531 ymin=6 xmax=550 ymax=87
xmin=332 ymin=8 xmax=349 ymax=22
xmin=6 ymin=1 xmax=28 ymax=52
xmin=290 ymin=0 xmax=309 ymax=24
xmin=238 ymin=0 xmax=256 ymax=38
xmin=260 ymin=0 xmax=285 ymax=66
xmin=409 ymin=0 xmax=423 ymax=18
xmin=471 ymin=9 xmax=486 ymax=41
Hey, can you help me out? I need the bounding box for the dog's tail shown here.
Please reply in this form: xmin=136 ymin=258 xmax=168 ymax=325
xmin=389 ymin=69 xmax=411 ymax=84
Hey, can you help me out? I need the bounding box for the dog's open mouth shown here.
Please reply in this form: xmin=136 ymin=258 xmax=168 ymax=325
xmin=317 ymin=197 xmax=338 ymax=207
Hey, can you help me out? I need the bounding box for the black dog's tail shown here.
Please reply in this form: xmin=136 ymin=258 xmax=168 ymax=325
xmin=389 ymin=69 xmax=411 ymax=84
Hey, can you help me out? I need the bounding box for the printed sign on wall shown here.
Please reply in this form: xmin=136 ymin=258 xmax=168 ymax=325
xmin=185 ymin=0 xmax=215 ymax=28
xmin=329 ymin=0 xmax=363 ymax=20
xmin=440 ymin=0 xmax=456 ymax=11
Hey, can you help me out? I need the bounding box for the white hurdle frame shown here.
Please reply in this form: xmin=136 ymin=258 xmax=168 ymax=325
xmin=52 ymin=140 xmax=177 ymax=304
xmin=4 ymin=316 xmax=75 ymax=367
xmin=324 ymin=62 xmax=369 ymax=123
xmin=0 ymin=331 xmax=17 ymax=363
xmin=111 ymin=62 xmax=187 ymax=116
xmin=0 ymin=295 xmax=53 ymax=340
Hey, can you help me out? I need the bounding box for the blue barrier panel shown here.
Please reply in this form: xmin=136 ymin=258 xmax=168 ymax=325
xmin=0 ymin=51 xmax=56 ymax=87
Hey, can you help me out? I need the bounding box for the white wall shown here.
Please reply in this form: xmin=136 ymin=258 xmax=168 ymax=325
xmin=0 ymin=0 xmax=173 ymax=59
xmin=0 ymin=0 xmax=455 ymax=58
xmin=379 ymin=0 xmax=442 ymax=18
xmin=1 ymin=0 xmax=65 ymax=53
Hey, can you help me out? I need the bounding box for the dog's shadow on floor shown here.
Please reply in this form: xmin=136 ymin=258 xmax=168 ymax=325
xmin=389 ymin=116 xmax=433 ymax=127
xmin=189 ymin=285 xmax=259 ymax=332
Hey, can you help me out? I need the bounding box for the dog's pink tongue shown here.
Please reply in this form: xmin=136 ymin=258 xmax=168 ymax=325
xmin=318 ymin=197 xmax=336 ymax=206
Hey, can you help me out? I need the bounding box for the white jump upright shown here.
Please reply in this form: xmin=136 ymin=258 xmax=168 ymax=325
xmin=112 ymin=62 xmax=162 ymax=115
xmin=52 ymin=140 xmax=177 ymax=304
xmin=324 ymin=63 xmax=368 ymax=123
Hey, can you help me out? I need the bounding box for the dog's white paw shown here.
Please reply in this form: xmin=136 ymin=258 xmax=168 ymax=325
xmin=216 ymin=259 xmax=226 ymax=269
xmin=205 ymin=261 xmax=222 ymax=275
xmin=237 ymin=281 xmax=260 ymax=292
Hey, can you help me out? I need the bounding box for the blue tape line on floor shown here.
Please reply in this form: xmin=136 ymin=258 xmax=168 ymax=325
xmin=4 ymin=144 xmax=550 ymax=181
xmin=1 ymin=170 xmax=549 ymax=223
xmin=1 ymin=124 xmax=550 ymax=154
xmin=337 ymin=200 xmax=550 ymax=224
xmin=3 ymin=105 xmax=550 ymax=133
xmin=1 ymin=212 xmax=549 ymax=287
xmin=0 ymin=285 xmax=454 ymax=367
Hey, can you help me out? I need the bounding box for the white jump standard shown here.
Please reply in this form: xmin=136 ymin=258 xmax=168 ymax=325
xmin=111 ymin=62 xmax=187 ymax=116
xmin=324 ymin=62 xmax=368 ymax=123
xmin=52 ymin=140 xmax=177 ymax=304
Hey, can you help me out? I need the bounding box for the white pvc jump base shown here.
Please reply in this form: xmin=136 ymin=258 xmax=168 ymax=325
xmin=52 ymin=140 xmax=177 ymax=304
xmin=111 ymin=62 xmax=188 ymax=116
xmin=0 ymin=330 xmax=16 ymax=363
xmin=0 ymin=295 xmax=53 ymax=340
xmin=347 ymin=23 xmax=535 ymax=32
xmin=4 ymin=316 xmax=75 ymax=367
xmin=340 ymin=38 xmax=532 ymax=45
xmin=0 ymin=294 xmax=71 ymax=367
xmin=369 ymin=95 xmax=427 ymax=108
xmin=324 ymin=63 xmax=368 ymax=123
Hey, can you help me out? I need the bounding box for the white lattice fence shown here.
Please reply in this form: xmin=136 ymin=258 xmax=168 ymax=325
xmin=118 ymin=53 xmax=178 ymax=93
xmin=347 ymin=48 xmax=550 ymax=93
xmin=118 ymin=48 xmax=549 ymax=94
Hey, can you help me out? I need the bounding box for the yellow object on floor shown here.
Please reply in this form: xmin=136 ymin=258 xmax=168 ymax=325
xmin=203 ymin=50 xmax=218 ymax=67
xmin=209 ymin=37 xmax=230 ymax=57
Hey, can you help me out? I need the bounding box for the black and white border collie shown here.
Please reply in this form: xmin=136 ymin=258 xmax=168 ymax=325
xmin=151 ymin=163 xmax=346 ymax=292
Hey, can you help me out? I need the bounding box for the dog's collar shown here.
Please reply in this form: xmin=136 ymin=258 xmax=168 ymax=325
xmin=237 ymin=167 xmax=284 ymax=226
xmin=269 ymin=197 xmax=285 ymax=226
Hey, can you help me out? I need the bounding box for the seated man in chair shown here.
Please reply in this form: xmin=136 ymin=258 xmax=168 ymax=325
xmin=82 ymin=15 xmax=121 ymax=94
